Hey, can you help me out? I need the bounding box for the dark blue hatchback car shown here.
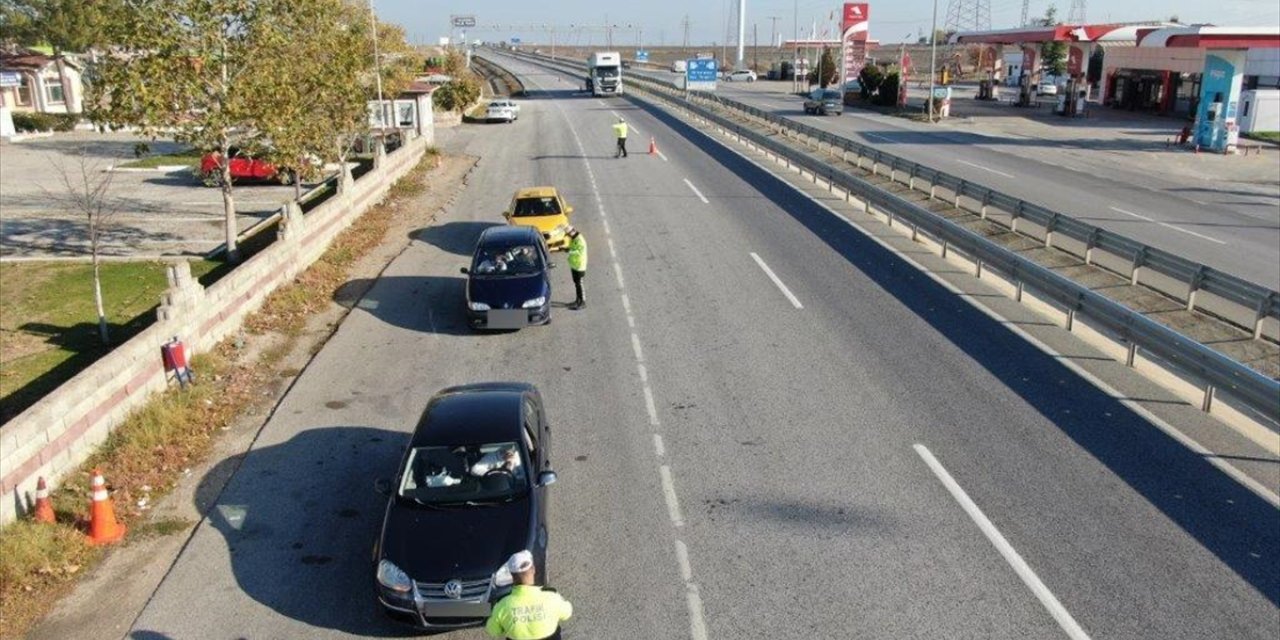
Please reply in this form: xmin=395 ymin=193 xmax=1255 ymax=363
xmin=461 ymin=226 xmax=552 ymax=330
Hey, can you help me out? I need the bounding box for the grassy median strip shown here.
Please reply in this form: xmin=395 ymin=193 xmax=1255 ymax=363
xmin=0 ymin=148 xmax=440 ymax=640
xmin=116 ymin=150 xmax=203 ymax=169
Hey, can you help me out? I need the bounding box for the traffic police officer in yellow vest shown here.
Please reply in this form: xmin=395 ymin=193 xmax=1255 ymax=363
xmin=566 ymin=227 xmax=588 ymax=309
xmin=612 ymin=117 xmax=629 ymax=158
xmin=485 ymin=550 xmax=573 ymax=640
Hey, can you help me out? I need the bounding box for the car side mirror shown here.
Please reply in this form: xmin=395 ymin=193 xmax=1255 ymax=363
xmin=460 ymin=267 xmax=469 ymax=275
xmin=537 ymin=471 xmax=557 ymax=487
xmin=374 ymin=477 xmax=392 ymax=496
xmin=565 ymin=206 xmax=574 ymax=214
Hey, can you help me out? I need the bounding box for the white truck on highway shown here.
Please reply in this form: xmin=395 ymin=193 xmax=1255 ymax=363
xmin=586 ymin=51 xmax=623 ymax=96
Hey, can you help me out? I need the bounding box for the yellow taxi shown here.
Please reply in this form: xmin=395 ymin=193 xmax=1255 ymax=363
xmin=503 ymin=187 xmax=574 ymax=251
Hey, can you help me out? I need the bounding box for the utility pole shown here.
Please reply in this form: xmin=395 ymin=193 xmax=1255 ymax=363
xmin=736 ymin=0 xmax=746 ymax=69
xmin=368 ymin=0 xmax=384 ymax=131
xmin=929 ymin=0 xmax=939 ymax=121
xmin=767 ymin=16 xmax=780 ymax=49
xmin=792 ymin=0 xmax=798 ymax=92
xmin=753 ymin=23 xmax=758 ymax=71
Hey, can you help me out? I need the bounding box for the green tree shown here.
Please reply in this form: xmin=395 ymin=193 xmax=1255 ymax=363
xmin=90 ymin=0 xmax=312 ymax=263
xmin=1 ymin=0 xmax=109 ymax=52
xmin=807 ymin=46 xmax=838 ymax=88
xmin=1037 ymin=5 xmax=1067 ymax=76
xmin=877 ymin=71 xmax=901 ymax=107
xmin=858 ymin=64 xmax=884 ymax=100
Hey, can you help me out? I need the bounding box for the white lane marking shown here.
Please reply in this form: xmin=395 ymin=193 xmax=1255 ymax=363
xmin=637 ymin=362 xmax=649 ymax=383
xmin=607 ymin=237 xmax=618 ymax=259
xmin=631 ymin=332 xmax=645 ymax=362
xmin=659 ymin=465 xmax=685 ymax=527
xmin=653 ymin=433 xmax=666 ymax=457
xmin=614 ymin=265 xmax=626 ymax=289
xmin=643 ymin=385 xmax=660 ymax=425
xmin=620 ymin=294 xmax=632 ymax=315
xmin=1110 ymin=206 xmax=1154 ymax=222
xmin=915 ymin=444 xmax=1092 ymax=640
xmin=685 ymin=583 xmax=710 ymax=640
xmin=657 ymin=148 xmax=669 ymax=162
xmin=1110 ymin=207 xmax=1227 ymax=245
xmin=683 ymin=178 xmax=710 ymax=204
xmin=674 ymin=539 xmax=693 ymax=580
xmin=957 ymin=159 xmax=1016 ymax=179
xmin=749 ymin=252 xmax=804 ymax=309
xmin=601 ymin=218 xmax=612 ymax=235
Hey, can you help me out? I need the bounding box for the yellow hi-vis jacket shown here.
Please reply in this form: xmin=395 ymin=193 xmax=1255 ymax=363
xmin=612 ymin=121 xmax=628 ymax=139
xmin=567 ymin=234 xmax=587 ymax=271
xmin=485 ymin=585 xmax=573 ymax=640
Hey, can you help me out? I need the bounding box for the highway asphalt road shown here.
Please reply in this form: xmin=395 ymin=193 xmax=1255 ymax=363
xmin=635 ymin=71 xmax=1280 ymax=291
xmin=126 ymin=55 xmax=1279 ymax=639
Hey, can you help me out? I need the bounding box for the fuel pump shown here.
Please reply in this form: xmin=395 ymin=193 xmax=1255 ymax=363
xmin=1016 ymin=73 xmax=1034 ymax=107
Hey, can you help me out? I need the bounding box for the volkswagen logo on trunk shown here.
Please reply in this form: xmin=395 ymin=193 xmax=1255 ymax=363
xmin=443 ymin=579 xmax=463 ymax=599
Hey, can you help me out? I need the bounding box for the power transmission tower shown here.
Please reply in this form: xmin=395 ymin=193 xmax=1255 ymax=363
xmin=1020 ymin=0 xmax=1030 ymax=26
xmin=943 ymin=0 xmax=991 ymax=34
xmin=682 ymin=14 xmax=691 ymax=50
xmin=767 ymin=16 xmax=780 ymax=47
xmin=1067 ymin=0 xmax=1087 ymax=23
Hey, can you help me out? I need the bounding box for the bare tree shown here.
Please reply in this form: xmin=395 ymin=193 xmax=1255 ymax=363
xmin=44 ymin=148 xmax=123 ymax=345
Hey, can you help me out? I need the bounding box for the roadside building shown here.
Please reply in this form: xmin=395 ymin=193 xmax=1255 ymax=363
xmin=0 ymin=48 xmax=85 ymax=114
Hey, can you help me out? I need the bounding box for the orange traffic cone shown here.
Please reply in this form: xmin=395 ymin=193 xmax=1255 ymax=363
xmin=33 ymin=476 xmax=55 ymax=524
xmin=648 ymin=136 xmax=658 ymax=155
xmin=87 ymin=469 xmax=125 ymax=545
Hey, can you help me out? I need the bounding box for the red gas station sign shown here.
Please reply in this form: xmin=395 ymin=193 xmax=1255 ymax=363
xmin=841 ymin=3 xmax=870 ymax=83
xmin=1067 ymin=47 xmax=1084 ymax=76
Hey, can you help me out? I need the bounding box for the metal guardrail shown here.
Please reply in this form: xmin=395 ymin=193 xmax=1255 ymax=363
xmin=501 ymin=50 xmax=1280 ymax=419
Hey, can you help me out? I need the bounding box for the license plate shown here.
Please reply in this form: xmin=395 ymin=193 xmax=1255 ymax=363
xmin=487 ymin=309 xmax=527 ymax=329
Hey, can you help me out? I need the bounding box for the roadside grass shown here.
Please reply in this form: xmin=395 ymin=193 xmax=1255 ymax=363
xmin=0 ymin=260 xmax=221 ymax=425
xmin=117 ymin=150 xmax=202 ymax=169
xmin=0 ymin=150 xmax=440 ymax=640
xmin=1242 ymin=131 xmax=1280 ymax=144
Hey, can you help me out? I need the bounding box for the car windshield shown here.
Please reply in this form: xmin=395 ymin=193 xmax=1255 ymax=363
xmin=399 ymin=441 xmax=528 ymax=504
xmin=596 ymin=69 xmax=619 ymax=78
xmin=822 ymin=90 xmax=841 ymax=100
xmin=472 ymin=244 xmax=543 ymax=276
xmin=512 ymin=196 xmax=561 ymax=217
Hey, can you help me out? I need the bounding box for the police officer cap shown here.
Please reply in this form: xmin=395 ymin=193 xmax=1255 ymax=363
xmin=507 ymin=549 xmax=535 ymax=574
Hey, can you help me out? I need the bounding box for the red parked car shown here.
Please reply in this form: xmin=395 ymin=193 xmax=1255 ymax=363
xmin=199 ymin=147 xmax=296 ymax=186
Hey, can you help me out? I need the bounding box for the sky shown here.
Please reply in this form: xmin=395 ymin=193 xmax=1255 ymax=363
xmin=378 ymin=0 xmax=1280 ymax=47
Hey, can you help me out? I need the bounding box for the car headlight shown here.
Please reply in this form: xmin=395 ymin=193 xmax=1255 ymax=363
xmin=377 ymin=559 xmax=412 ymax=593
xmin=469 ymin=301 xmax=491 ymax=311
xmin=492 ymin=564 xmax=513 ymax=588
xmin=552 ymin=224 xmax=570 ymax=237
xmin=522 ymin=296 xmax=546 ymax=309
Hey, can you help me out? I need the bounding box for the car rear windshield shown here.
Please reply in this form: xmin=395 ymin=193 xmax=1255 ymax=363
xmin=399 ymin=442 xmax=528 ymax=504
xmin=823 ymin=90 xmax=841 ymax=100
xmin=472 ymin=244 xmax=543 ymax=276
xmin=513 ymin=197 xmax=561 ymax=217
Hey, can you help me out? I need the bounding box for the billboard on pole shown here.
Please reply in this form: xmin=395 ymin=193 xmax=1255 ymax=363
xmin=841 ymin=3 xmax=870 ymax=85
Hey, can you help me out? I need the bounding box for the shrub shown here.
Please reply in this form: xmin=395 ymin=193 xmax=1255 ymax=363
xmin=858 ymin=65 xmax=884 ymax=100
xmin=11 ymin=112 xmax=81 ymax=132
xmin=433 ymin=78 xmax=480 ymax=113
xmin=876 ymin=72 xmax=901 ymax=107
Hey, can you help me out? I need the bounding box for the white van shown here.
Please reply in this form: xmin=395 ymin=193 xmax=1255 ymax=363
xmin=671 ymin=60 xmax=687 ymax=74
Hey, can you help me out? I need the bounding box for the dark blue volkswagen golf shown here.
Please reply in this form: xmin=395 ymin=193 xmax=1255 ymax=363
xmin=461 ymin=226 xmax=553 ymax=330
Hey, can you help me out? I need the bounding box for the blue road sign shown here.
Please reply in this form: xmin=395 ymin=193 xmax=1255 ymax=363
xmin=686 ymin=59 xmax=717 ymax=91
xmin=511 ymin=37 xmax=521 ymax=44
xmin=636 ymin=50 xmax=649 ymax=62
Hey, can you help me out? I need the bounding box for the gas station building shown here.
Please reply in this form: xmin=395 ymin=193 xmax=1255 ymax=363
xmin=952 ymin=24 xmax=1280 ymax=152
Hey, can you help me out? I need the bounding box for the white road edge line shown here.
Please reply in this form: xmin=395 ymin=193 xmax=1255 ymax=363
xmin=659 ymin=465 xmax=685 ymax=527
xmin=653 ymin=433 xmax=666 ymax=457
xmin=657 ymin=149 xmax=669 ymax=162
xmin=698 ymin=109 xmax=1279 ymax=507
xmin=914 ymin=444 xmax=1092 ymax=640
xmin=643 ymin=386 xmax=660 ymax=425
xmin=957 ymin=159 xmax=1016 ymax=179
xmin=631 ymin=333 xmax=645 ymax=362
xmin=682 ymin=178 xmax=710 ymax=204
xmin=1111 ymin=207 xmax=1227 ymax=245
xmin=749 ymin=252 xmax=804 ymax=309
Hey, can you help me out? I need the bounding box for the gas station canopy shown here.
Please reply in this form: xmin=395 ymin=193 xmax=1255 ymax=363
xmin=950 ymin=24 xmax=1168 ymax=46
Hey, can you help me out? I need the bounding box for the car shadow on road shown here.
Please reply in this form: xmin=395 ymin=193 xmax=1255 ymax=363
xmin=410 ymin=221 xmax=502 ymax=256
xmin=172 ymin=425 xmax=421 ymax=637
xmin=334 ymin=276 xmax=475 ymax=336
xmin=630 ymin=95 xmax=1280 ymax=606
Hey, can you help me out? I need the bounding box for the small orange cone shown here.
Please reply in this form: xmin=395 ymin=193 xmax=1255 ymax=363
xmin=86 ymin=469 xmax=125 ymax=545
xmin=33 ymin=476 xmax=55 ymax=524
xmin=648 ymin=136 xmax=658 ymax=155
